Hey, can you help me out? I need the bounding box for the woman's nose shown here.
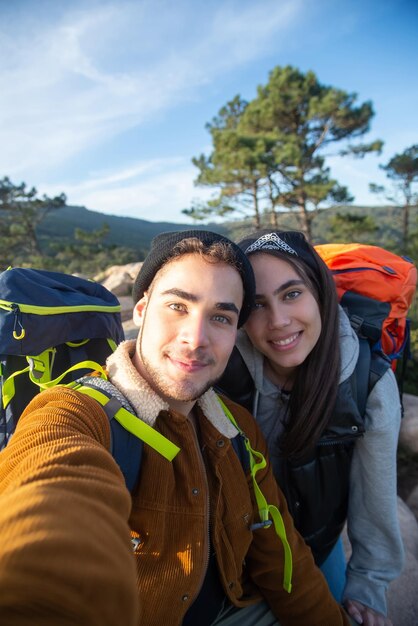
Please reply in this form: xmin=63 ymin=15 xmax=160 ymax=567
xmin=268 ymin=304 xmax=291 ymax=329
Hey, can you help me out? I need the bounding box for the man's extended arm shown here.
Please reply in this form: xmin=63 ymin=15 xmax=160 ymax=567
xmin=0 ymin=387 xmax=140 ymax=626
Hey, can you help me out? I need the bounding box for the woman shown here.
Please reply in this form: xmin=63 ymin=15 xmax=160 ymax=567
xmin=217 ymin=229 xmax=404 ymax=626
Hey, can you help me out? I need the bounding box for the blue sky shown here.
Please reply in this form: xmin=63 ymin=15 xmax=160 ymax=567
xmin=1 ymin=0 xmax=417 ymax=223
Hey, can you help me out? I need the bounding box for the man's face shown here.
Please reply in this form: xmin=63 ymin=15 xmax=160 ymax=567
xmin=132 ymin=253 xmax=244 ymax=415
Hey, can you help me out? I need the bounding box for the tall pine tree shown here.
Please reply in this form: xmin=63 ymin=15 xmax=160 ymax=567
xmin=190 ymin=65 xmax=382 ymax=240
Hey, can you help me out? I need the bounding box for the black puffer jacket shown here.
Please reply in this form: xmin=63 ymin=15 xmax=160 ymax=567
xmin=217 ymin=342 xmax=389 ymax=565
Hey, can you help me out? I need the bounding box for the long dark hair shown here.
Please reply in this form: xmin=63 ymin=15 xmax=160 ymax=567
xmin=240 ymin=231 xmax=341 ymax=460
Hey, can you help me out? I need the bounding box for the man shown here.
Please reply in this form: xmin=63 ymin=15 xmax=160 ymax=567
xmin=0 ymin=230 xmax=352 ymax=626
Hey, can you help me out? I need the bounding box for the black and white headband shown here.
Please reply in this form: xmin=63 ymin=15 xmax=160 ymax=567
xmin=238 ymin=230 xmax=321 ymax=275
xmin=244 ymin=232 xmax=298 ymax=256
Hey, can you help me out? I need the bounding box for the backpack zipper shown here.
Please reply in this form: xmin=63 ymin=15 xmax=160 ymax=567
xmin=0 ymin=300 xmax=121 ymax=341
xmin=0 ymin=299 xmax=121 ymax=315
xmin=332 ymin=265 xmax=397 ymax=276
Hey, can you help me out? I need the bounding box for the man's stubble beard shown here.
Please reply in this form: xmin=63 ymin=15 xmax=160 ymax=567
xmin=140 ymin=350 xmax=216 ymax=402
xmin=138 ymin=307 xmax=220 ymax=403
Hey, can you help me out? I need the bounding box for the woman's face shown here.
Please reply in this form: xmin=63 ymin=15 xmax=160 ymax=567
xmin=244 ymin=253 xmax=322 ymax=385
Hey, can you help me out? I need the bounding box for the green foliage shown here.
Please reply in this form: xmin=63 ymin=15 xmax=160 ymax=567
xmin=328 ymin=213 xmax=378 ymax=242
xmin=401 ymin=322 xmax=418 ymax=396
xmin=381 ymin=144 xmax=418 ymax=188
xmin=0 ymin=178 xmax=144 ymax=276
xmin=39 ymin=204 xmax=193 ymax=253
xmin=223 ymin=203 xmax=418 ymax=251
xmin=340 ymin=139 xmax=384 ymax=158
xmin=191 ymin=65 xmax=381 ymax=240
xmin=191 ymin=95 xmax=271 ymax=228
xmin=40 ymin=224 xmax=138 ymax=276
xmin=182 ymin=199 xmax=236 ymax=223
xmin=370 ymin=144 xmax=418 ymax=253
xmin=0 ymin=176 xmax=66 ymax=270
xmin=407 ymin=217 xmax=418 ymax=263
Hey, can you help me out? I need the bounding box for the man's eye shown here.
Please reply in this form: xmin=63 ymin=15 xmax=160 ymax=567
xmin=254 ymin=301 xmax=265 ymax=309
xmin=169 ymin=303 xmax=186 ymax=312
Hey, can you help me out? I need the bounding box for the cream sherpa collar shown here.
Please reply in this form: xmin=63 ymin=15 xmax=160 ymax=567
xmin=106 ymin=340 xmax=238 ymax=438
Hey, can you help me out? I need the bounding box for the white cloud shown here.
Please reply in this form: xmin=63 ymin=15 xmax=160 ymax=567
xmin=0 ymin=0 xmax=302 ymax=182
xmin=40 ymin=157 xmax=214 ymax=222
xmin=209 ymin=0 xmax=301 ymax=65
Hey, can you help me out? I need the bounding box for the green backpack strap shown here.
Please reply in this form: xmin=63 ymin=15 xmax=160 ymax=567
xmin=1 ymin=347 xmax=115 ymax=410
xmin=2 ymin=362 xmax=31 ymax=409
xmin=217 ymin=395 xmax=293 ymax=593
xmin=70 ymin=380 xmax=180 ymax=462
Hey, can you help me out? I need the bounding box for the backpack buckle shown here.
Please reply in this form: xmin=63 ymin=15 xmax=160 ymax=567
xmin=27 ymin=356 xmax=47 ymax=379
xmin=27 ymin=349 xmax=56 ymax=383
xmin=348 ymin=313 xmax=364 ymax=335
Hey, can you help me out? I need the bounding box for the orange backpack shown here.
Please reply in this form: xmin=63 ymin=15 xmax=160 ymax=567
xmin=315 ymin=243 xmax=417 ymax=371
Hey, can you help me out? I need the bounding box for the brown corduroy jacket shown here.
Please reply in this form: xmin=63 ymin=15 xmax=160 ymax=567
xmin=0 ymin=383 xmax=351 ymax=626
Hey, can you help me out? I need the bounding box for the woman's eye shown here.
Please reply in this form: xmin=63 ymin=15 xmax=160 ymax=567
xmin=284 ymin=290 xmax=302 ymax=301
xmin=254 ymin=301 xmax=265 ymax=309
xmin=212 ymin=314 xmax=231 ymax=325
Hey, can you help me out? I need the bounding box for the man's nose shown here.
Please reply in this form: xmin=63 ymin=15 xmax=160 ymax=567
xmin=179 ymin=315 xmax=209 ymax=348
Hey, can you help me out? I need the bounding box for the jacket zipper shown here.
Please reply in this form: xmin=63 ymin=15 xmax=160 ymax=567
xmin=185 ymin=418 xmax=211 ymax=613
xmin=317 ymin=435 xmax=362 ymax=446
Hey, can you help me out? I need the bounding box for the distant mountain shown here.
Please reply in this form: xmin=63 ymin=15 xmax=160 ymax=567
xmin=226 ymin=204 xmax=417 ymax=250
xmin=38 ymin=205 xmax=229 ymax=255
xmin=38 ymin=203 xmax=417 ymax=255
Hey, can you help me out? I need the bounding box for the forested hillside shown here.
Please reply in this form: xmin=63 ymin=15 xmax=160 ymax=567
xmin=38 ymin=202 xmax=418 ymax=258
xmin=38 ymin=204 xmax=230 ymax=260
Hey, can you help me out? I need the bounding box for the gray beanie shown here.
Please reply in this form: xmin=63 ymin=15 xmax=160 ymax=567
xmin=132 ymin=230 xmax=255 ymax=327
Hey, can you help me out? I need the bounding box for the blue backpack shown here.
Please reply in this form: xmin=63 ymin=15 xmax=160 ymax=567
xmin=0 ymin=267 xmax=124 ymax=450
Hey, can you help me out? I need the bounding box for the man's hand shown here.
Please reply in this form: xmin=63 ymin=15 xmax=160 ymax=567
xmin=344 ymin=599 xmax=392 ymax=626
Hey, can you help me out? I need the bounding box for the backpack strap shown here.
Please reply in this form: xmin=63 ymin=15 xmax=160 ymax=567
xmin=1 ymin=351 xmax=110 ymax=410
xmin=353 ymin=336 xmax=372 ymax=417
xmin=231 ymin=432 xmax=250 ymax=474
xmin=69 ymin=378 xmax=180 ymax=492
xmin=2 ymin=362 xmax=31 ymax=409
xmin=73 ymin=379 xmax=180 ymax=461
xmin=394 ymin=319 xmax=411 ymax=417
xmin=217 ymin=395 xmax=293 ymax=594
xmin=345 ymin=302 xmax=392 ymax=418
xmin=353 ymin=336 xmax=391 ymax=418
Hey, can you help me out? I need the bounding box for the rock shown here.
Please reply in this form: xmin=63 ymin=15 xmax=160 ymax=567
xmin=117 ymin=296 xmax=138 ymax=339
xmin=94 ymin=262 xmax=142 ymax=283
xmin=118 ymin=296 xmax=135 ymax=322
xmin=399 ymin=394 xmax=418 ymax=454
xmin=96 ymin=262 xmax=143 ymax=298
xmin=123 ymin=319 xmax=139 ymax=341
xmin=387 ymin=499 xmax=418 ymax=626
xmin=342 ymin=497 xmax=418 ymax=626
xmin=407 ymin=485 xmax=418 ymax=521
xmin=102 ymin=271 xmax=134 ymax=297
